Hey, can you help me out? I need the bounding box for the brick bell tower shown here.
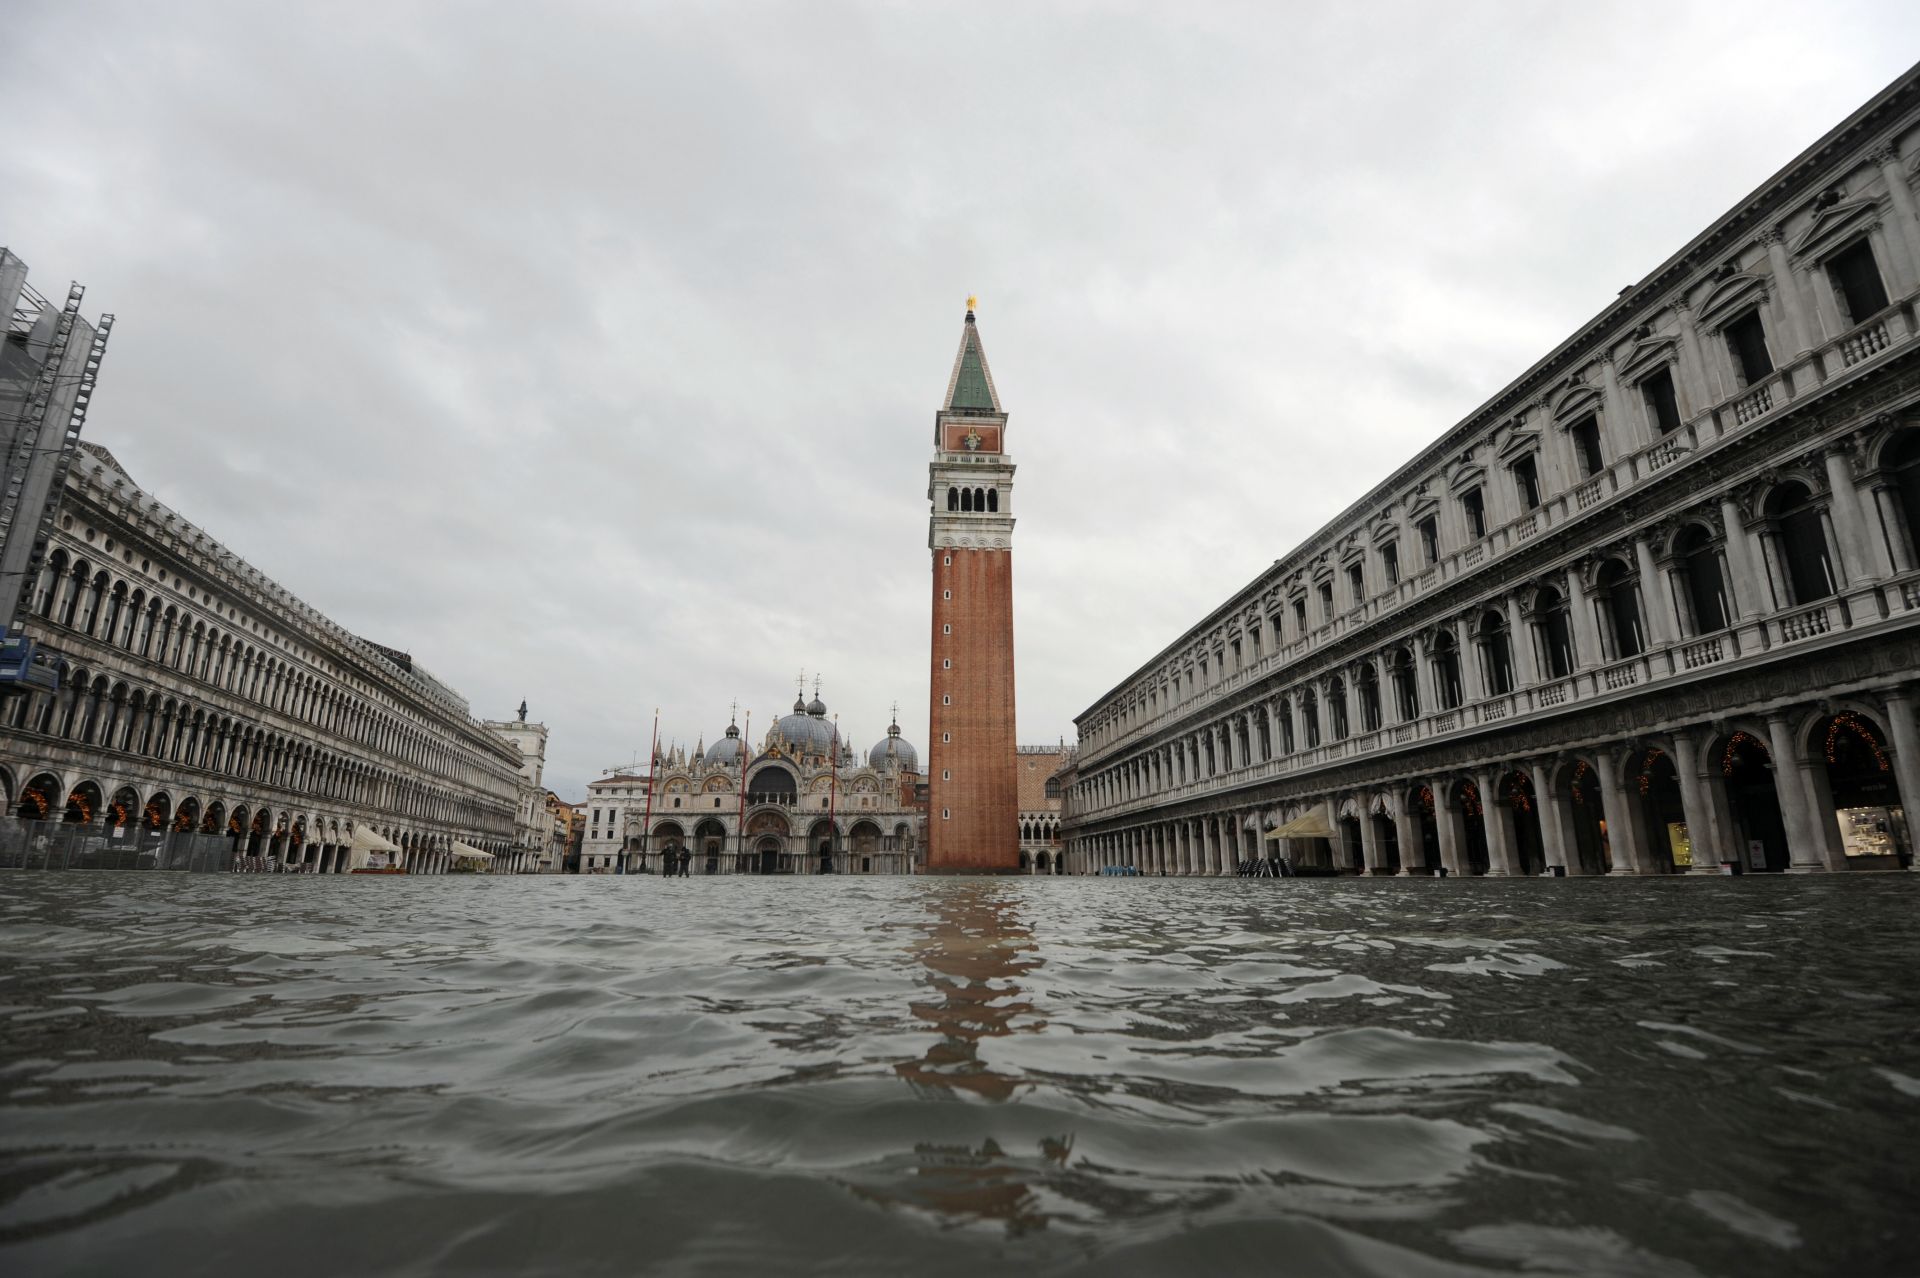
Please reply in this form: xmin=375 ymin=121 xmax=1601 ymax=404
xmin=926 ymin=301 xmax=1019 ymax=873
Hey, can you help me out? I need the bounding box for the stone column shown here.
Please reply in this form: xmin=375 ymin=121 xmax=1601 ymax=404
xmin=1530 ymin=760 xmax=1572 ymax=874
xmin=1762 ymin=225 xmax=1817 ymax=359
xmin=1633 ymin=537 xmax=1677 ymax=647
xmin=1822 ymin=445 xmax=1879 ymax=585
xmin=1433 ymin=782 xmax=1466 ymax=877
xmin=1599 ymin=354 xmax=1642 ymax=453
xmin=1765 ymin=713 xmax=1827 ymax=872
xmin=1357 ymin=799 xmax=1381 ymax=874
xmin=1672 ymin=301 xmax=1712 ymax=418
xmin=1669 ymin=731 xmax=1721 ymax=872
xmin=1878 ymin=693 xmax=1920 ymax=861
xmin=1390 ymin=791 xmax=1425 ymax=874
xmin=1475 ymin=768 xmax=1520 ymax=876
xmin=1593 ymin=749 xmax=1647 ymax=875
xmin=1565 ymin=564 xmax=1604 ymax=671
xmin=1504 ymin=593 xmax=1539 ymax=688
xmin=1873 ymin=143 xmax=1920 ymax=290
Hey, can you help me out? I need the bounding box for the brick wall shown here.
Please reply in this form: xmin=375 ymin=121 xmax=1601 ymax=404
xmin=927 ymin=548 xmax=1019 ymax=870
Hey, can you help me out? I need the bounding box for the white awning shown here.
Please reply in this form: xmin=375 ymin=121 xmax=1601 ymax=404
xmin=345 ymin=823 xmax=402 ymax=871
xmin=451 ymin=839 xmax=494 ymax=862
xmin=347 ymin=824 xmax=402 ymax=853
xmin=1265 ymin=811 xmax=1335 ymax=840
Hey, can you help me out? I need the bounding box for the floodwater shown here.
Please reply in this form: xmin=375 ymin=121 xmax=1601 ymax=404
xmin=2 ymin=875 xmax=1917 ymax=1277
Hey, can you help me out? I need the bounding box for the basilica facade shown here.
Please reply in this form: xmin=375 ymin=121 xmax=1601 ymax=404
xmin=1064 ymin=67 xmax=1920 ymax=879
xmin=579 ymin=691 xmax=925 ymax=874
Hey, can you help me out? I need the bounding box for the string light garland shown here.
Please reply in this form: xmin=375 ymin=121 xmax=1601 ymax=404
xmin=1637 ymin=747 xmax=1667 ymax=796
xmin=1572 ymin=760 xmax=1592 ymax=806
xmin=1825 ymin=711 xmax=1890 ymax=771
xmin=1462 ymin=782 xmax=1483 ymax=818
xmin=1505 ymin=771 xmax=1534 ymax=813
xmin=65 ymin=789 xmax=94 ymax=824
xmin=1721 ymin=731 xmax=1766 ymax=776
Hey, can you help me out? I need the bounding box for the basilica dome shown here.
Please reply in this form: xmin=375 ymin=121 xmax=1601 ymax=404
xmin=704 ymin=721 xmax=745 ymax=766
xmin=869 ymin=720 xmax=918 ymax=772
xmin=771 ymin=692 xmax=836 ymax=755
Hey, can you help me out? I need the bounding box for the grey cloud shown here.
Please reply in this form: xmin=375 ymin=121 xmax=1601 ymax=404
xmin=4 ymin=1 xmax=1915 ymax=794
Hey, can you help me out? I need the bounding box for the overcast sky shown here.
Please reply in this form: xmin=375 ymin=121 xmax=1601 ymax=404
xmin=4 ymin=3 xmax=1916 ymax=798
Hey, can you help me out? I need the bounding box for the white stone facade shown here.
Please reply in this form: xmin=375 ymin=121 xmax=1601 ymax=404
xmin=1066 ymin=70 xmax=1920 ymax=880
xmin=0 ymin=442 xmax=527 ymax=873
xmin=482 ymin=713 xmax=560 ymax=872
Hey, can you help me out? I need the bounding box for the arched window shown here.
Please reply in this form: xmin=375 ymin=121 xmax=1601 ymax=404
xmin=987 ymin=489 xmax=998 ymax=512
xmin=1358 ymin=665 xmax=1381 ymax=731
xmin=1594 ymin=559 xmax=1644 ymax=659
xmin=974 ymin=487 xmax=986 ymax=510
xmin=1765 ymin=482 xmax=1835 ymax=605
xmin=947 ymin=487 xmax=958 ymax=511
xmin=1327 ymin=677 xmax=1349 ymax=740
xmin=1431 ymin=632 xmax=1462 ymax=710
xmin=1302 ymin=689 xmax=1321 ymax=748
xmin=1389 ymin=648 xmax=1419 ymax=720
xmin=1885 ymin=430 xmax=1920 ymax=568
xmin=1278 ymin=699 xmax=1296 ymax=753
xmin=960 ymin=488 xmax=973 ymax=512
xmin=1673 ymin=525 xmax=1729 ymax=634
xmin=1533 ymin=586 xmax=1573 ymax=678
xmin=1476 ymin=609 xmax=1513 ymax=695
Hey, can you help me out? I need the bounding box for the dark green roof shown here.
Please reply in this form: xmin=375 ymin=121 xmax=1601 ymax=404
xmin=948 ymin=320 xmax=997 ymax=411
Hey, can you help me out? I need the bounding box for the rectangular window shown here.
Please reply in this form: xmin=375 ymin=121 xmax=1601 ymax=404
xmin=942 ymin=770 xmax=950 ymax=780
xmin=1250 ymin=626 xmax=1262 ymax=657
xmin=1346 ymin=563 xmax=1364 ymax=606
xmin=1640 ymin=367 xmax=1682 ymax=436
xmin=1381 ymin=542 xmax=1399 ymax=584
xmin=1230 ymin=639 xmax=1242 ymax=668
xmin=1418 ymin=516 xmax=1439 ymax=565
xmin=942 ymin=809 xmax=950 ymax=820
xmin=1512 ymin=457 xmax=1541 ymax=510
xmin=1724 ymin=310 xmax=1773 ymax=386
xmin=1292 ymin=598 xmax=1307 ymax=633
xmin=1318 ymin=582 xmax=1333 ymax=621
xmin=1828 ymin=239 xmax=1889 ymax=325
xmin=1570 ymin=416 xmax=1605 ymax=478
xmin=1461 ymin=488 xmax=1486 ymax=539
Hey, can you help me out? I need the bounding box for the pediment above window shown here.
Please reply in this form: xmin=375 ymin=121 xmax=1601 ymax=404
xmin=1697 ymin=273 xmax=1770 ymax=330
xmin=1495 ymin=427 xmax=1540 ymax=463
xmin=1445 ymin=461 xmax=1486 ymax=493
xmin=1617 ymin=334 xmax=1680 ymax=381
xmin=1790 ymin=198 xmax=1879 ymax=262
xmin=1551 ymin=383 xmax=1603 ymax=424
xmin=1406 ymin=490 xmax=1439 ymax=518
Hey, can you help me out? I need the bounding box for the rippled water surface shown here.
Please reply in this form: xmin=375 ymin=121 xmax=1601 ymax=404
xmin=3 ymin=874 xmax=1919 ymax=1276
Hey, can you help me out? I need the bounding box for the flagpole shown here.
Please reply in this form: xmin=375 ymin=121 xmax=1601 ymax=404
xmin=734 ymin=709 xmax=751 ymax=874
xmin=827 ymin=713 xmax=839 ymax=875
xmin=636 ymin=707 xmax=659 ymax=876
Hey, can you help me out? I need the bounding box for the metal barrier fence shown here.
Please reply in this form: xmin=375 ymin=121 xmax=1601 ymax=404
xmin=0 ymin=819 xmax=237 ymax=872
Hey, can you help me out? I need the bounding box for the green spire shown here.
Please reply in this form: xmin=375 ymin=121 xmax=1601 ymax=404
xmin=944 ymin=310 xmax=1001 ymax=412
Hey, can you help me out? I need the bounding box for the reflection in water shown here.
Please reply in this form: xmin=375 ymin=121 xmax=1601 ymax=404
xmin=896 ymin=882 xmax=1041 ymax=1100
xmin=879 ymin=883 xmax=1067 ymax=1232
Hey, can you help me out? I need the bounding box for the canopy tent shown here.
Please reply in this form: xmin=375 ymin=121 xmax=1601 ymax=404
xmin=345 ymin=823 xmax=402 ymax=871
xmin=450 ymin=839 xmax=495 ymax=865
xmin=1264 ymin=811 xmax=1335 ymax=840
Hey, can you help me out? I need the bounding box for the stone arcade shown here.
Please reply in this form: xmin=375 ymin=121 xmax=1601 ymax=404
xmin=1064 ymin=67 xmax=1920 ymax=878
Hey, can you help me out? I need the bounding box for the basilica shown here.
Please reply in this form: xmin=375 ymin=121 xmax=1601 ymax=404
xmin=580 ymin=689 xmax=925 ymax=874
